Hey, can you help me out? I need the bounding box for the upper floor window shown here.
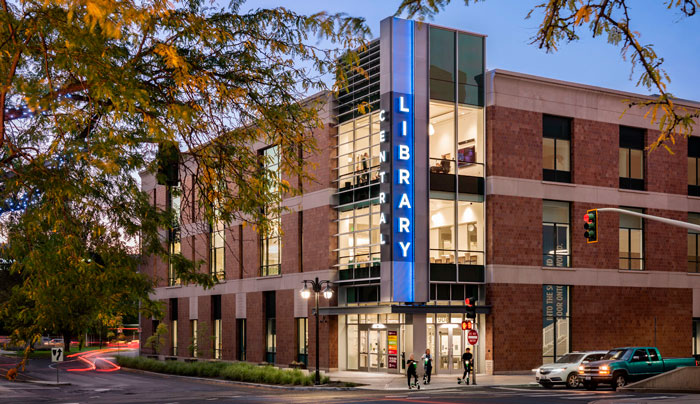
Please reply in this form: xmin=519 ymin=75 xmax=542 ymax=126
xmin=337 ymin=113 xmax=381 ymax=193
xmin=260 ymin=146 xmax=281 ymax=277
xmin=688 ymin=137 xmax=700 ymax=196
xmin=688 ymin=213 xmax=700 ymax=273
xmin=619 ymin=126 xmax=645 ymax=190
xmin=542 ymin=115 xmax=571 ymax=183
xmin=429 ymin=101 xmax=484 ymax=179
xmin=429 ymin=196 xmax=484 ymax=266
xmin=210 ymin=223 xmax=225 ymax=281
xmin=542 ymin=201 xmax=570 ymax=267
xmin=430 ymin=27 xmax=484 ymax=106
xmin=167 ymin=185 xmax=181 ymax=286
xmin=619 ymin=208 xmax=644 ymax=270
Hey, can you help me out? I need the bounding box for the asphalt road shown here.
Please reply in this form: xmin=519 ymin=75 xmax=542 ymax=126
xmin=0 ymin=356 xmax=695 ymax=404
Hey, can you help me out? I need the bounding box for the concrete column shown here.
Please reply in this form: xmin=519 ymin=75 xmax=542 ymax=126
xmin=412 ymin=314 xmax=427 ymax=360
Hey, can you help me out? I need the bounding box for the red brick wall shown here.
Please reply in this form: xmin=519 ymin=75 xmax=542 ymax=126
xmin=646 ymin=129 xmax=687 ymax=195
xmin=302 ymin=125 xmax=335 ymax=193
xmin=222 ymin=293 xmax=236 ymax=360
xmin=487 ymin=283 xmax=543 ymax=372
xmin=275 ymin=290 xmax=296 ymax=365
xmin=486 ymin=106 xmax=541 ymax=180
xmin=571 ymin=119 xmax=619 ymax=187
xmin=242 ymin=225 xmax=260 ymax=279
xmin=571 ymin=202 xmax=619 ymax=269
xmin=246 ymin=292 xmax=264 ymax=363
xmin=281 ymin=213 xmax=300 ymax=275
xmin=487 ymin=195 xmax=541 ymax=266
xmin=177 ymin=298 xmax=191 ymax=357
xmin=308 ymin=293 xmax=337 ymax=370
xmin=198 ymin=296 xmax=212 ymax=359
xmin=645 ymin=208 xmax=687 ymax=272
xmin=571 ymin=286 xmax=693 ymax=357
xmin=224 ymin=227 xmax=241 ymax=280
xmin=302 ymin=206 xmax=336 ymax=271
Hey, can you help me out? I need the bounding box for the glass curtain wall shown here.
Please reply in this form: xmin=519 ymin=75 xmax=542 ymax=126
xmin=429 ymin=197 xmax=484 ymax=266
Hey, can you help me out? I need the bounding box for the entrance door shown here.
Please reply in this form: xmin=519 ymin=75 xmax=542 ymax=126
xmin=368 ymin=329 xmax=387 ymax=371
xmin=359 ymin=329 xmax=368 ymax=371
xmin=437 ymin=326 xmax=464 ymax=375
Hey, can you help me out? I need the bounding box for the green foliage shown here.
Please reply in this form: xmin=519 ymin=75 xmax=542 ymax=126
xmin=0 ymin=0 xmax=368 ymax=346
xmin=116 ymin=356 xmax=328 ymax=386
xmin=145 ymin=323 xmax=169 ymax=355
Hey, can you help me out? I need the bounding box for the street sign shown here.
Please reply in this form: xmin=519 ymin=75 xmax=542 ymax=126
xmin=51 ymin=347 xmax=64 ymax=362
xmin=467 ymin=329 xmax=479 ymax=345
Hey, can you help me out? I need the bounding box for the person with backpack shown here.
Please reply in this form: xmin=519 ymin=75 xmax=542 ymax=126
xmin=421 ymin=348 xmax=433 ymax=384
xmin=460 ymin=347 xmax=473 ymax=385
xmin=406 ymin=353 xmax=419 ymax=389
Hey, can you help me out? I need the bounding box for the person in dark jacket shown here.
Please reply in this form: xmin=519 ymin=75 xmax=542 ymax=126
xmin=461 ymin=347 xmax=473 ymax=384
xmin=421 ymin=348 xmax=433 ymax=384
xmin=406 ymin=353 xmax=419 ymax=389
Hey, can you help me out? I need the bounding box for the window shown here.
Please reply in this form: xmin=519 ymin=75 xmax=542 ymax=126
xmin=693 ymin=319 xmax=700 ymax=357
xmin=619 ymin=208 xmax=644 ymax=270
xmin=344 ymin=285 xmax=379 ymax=304
xmin=167 ymin=185 xmax=181 ymax=286
xmin=542 ymin=285 xmax=570 ymax=363
xmin=296 ymin=318 xmax=308 ymax=366
xmin=191 ymin=319 xmax=198 ymax=358
xmin=170 ymin=298 xmax=178 ymax=356
xmin=457 ymin=33 xmax=484 ymax=106
xmin=430 ymin=27 xmax=455 ymax=102
xmin=542 ymin=201 xmax=570 ymax=267
xmin=429 ymin=100 xmax=456 ymax=175
xmin=430 ymin=196 xmax=484 ymax=265
xmin=210 ymin=224 xmax=225 ymax=280
xmin=265 ymin=292 xmax=276 ymax=363
xmin=212 ymin=295 xmax=222 ymax=359
xmin=260 ymin=146 xmax=281 ymax=277
xmin=337 ymin=113 xmax=382 ymax=193
xmin=619 ymin=126 xmax=645 ymax=190
xmin=543 ymin=115 xmax=571 ymax=183
xmin=337 ymin=202 xmax=381 ymax=280
xmin=689 ymin=137 xmax=700 ymax=196
xmin=237 ymin=319 xmax=246 ymax=361
xmin=688 ymin=213 xmax=700 ymax=273
xmin=458 ymin=200 xmax=484 ymax=265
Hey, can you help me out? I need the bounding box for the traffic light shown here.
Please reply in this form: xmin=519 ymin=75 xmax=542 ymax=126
xmin=461 ymin=320 xmax=473 ymax=331
xmin=583 ymin=209 xmax=598 ymax=243
xmin=465 ymin=297 xmax=476 ymax=319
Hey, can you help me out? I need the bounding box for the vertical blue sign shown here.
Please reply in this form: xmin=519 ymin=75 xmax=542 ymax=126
xmin=390 ymin=19 xmax=415 ymax=302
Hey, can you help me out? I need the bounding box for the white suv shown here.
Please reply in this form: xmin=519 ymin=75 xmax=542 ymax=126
xmin=534 ymin=351 xmax=607 ymax=388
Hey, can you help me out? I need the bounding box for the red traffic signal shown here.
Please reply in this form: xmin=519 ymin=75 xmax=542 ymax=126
xmin=583 ymin=209 xmax=598 ymax=244
xmin=465 ymin=298 xmax=473 ymax=307
xmin=461 ymin=320 xmax=473 ymax=331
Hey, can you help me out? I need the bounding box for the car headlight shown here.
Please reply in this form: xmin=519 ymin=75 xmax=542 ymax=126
xmin=532 ymin=368 xmax=540 ymax=372
xmin=578 ymin=365 xmax=585 ymax=374
xmin=599 ymin=364 xmax=610 ymax=375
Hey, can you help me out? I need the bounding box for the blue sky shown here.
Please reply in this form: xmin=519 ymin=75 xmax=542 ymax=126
xmin=243 ymin=0 xmax=699 ymax=100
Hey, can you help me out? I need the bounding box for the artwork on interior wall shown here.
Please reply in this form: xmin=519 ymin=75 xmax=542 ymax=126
xmin=458 ymin=145 xmax=476 ymax=167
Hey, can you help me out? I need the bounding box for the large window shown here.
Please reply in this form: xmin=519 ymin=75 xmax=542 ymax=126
xmin=430 ymin=27 xmax=455 ymax=103
xmin=543 ymin=201 xmax=570 ymax=267
xmin=430 ymin=27 xmax=484 ymax=106
xmin=542 ymin=285 xmax=570 ymax=364
xmin=619 ymin=126 xmax=645 ymax=190
xmin=237 ymin=319 xmax=246 ymax=361
xmin=689 ymin=137 xmax=700 ymax=196
xmin=429 ymin=101 xmax=484 ymax=178
xmin=542 ymin=115 xmax=571 ymax=183
xmin=619 ymin=208 xmax=644 ymax=270
xmin=260 ymin=146 xmax=281 ymax=277
xmin=210 ymin=223 xmax=225 ymax=281
xmin=170 ymin=298 xmax=178 ymax=356
xmin=337 ymin=113 xmax=381 ymax=193
xmin=429 ymin=196 xmax=484 ymax=265
xmin=337 ymin=202 xmax=381 ymax=280
xmin=190 ymin=319 xmax=198 ymax=358
xmin=167 ymin=185 xmax=181 ymax=286
xmin=265 ymin=292 xmax=276 ymax=364
xmin=296 ymin=318 xmax=308 ymax=366
xmin=688 ymin=213 xmax=700 ymax=273
xmin=212 ymin=295 xmax=222 ymax=359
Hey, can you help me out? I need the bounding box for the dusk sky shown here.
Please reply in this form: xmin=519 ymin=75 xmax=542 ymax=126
xmin=246 ymin=0 xmax=699 ymax=101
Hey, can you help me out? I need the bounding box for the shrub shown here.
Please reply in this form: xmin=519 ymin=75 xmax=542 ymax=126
xmin=117 ymin=356 xmax=322 ymax=386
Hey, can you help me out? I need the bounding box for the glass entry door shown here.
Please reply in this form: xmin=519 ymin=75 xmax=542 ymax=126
xmin=437 ymin=325 xmax=463 ymax=375
xmin=358 ymin=326 xmax=387 ymax=372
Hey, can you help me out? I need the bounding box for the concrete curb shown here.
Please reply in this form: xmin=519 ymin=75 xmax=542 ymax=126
xmin=26 ymin=380 xmax=71 ymax=386
xmin=118 ymin=366 xmax=359 ymax=391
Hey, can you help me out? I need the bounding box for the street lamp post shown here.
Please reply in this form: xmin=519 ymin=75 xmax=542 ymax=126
xmin=300 ymin=277 xmax=333 ymax=385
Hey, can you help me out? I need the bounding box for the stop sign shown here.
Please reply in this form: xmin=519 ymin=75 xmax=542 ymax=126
xmin=467 ymin=329 xmax=479 ymax=345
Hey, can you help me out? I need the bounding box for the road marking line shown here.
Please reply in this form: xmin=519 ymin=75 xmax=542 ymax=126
xmin=561 ymin=394 xmax=634 ymax=400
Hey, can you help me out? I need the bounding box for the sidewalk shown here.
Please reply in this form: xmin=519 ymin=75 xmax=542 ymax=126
xmin=326 ymin=371 xmax=535 ymax=390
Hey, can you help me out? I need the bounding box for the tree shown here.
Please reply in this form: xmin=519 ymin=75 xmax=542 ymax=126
xmin=145 ymin=322 xmax=169 ymax=356
xmin=0 ymin=0 xmax=369 ymax=348
xmin=396 ymin=0 xmax=700 ymax=152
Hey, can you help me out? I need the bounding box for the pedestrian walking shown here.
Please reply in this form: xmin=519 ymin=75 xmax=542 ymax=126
xmin=406 ymin=353 xmax=419 ymax=389
xmin=421 ymin=348 xmax=433 ymax=384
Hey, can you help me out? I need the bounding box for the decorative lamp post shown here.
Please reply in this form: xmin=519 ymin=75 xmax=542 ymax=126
xmin=300 ymin=277 xmax=333 ymax=385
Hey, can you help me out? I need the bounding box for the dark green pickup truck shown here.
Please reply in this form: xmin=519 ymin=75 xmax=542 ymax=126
xmin=577 ymin=347 xmax=698 ymax=390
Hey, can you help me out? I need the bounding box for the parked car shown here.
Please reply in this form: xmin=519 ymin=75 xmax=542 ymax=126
xmin=578 ymin=347 xmax=699 ymax=391
xmin=534 ymin=351 xmax=607 ymax=388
